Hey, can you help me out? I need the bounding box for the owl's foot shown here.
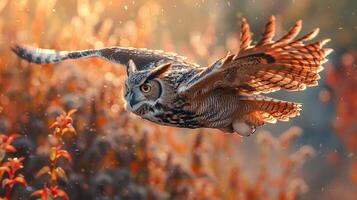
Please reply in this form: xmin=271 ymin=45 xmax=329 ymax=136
xmin=232 ymin=120 xmax=256 ymax=137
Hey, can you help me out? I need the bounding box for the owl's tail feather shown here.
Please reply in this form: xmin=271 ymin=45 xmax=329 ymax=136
xmin=231 ymin=95 xmax=300 ymax=136
xmin=243 ymin=95 xmax=301 ymax=124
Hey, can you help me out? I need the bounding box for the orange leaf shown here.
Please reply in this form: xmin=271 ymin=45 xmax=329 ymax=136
xmin=36 ymin=166 xmax=51 ymax=178
xmin=4 ymin=145 xmax=16 ymax=153
xmin=0 ymin=166 xmax=10 ymax=177
xmin=2 ymin=178 xmax=10 ymax=188
xmin=56 ymin=150 xmax=72 ymax=163
xmin=49 ymin=121 xmax=59 ymax=128
xmin=31 ymin=190 xmax=44 ymax=196
xmin=31 ymin=189 xmax=46 ymax=199
xmin=50 ymin=169 xmax=58 ymax=182
xmin=14 ymin=176 xmax=27 ymax=186
xmin=55 ymin=167 xmax=68 ymax=182
xmin=67 ymin=109 xmax=77 ymax=116
xmin=49 ymin=147 xmax=57 ymax=162
xmin=61 ymin=127 xmax=76 ymax=136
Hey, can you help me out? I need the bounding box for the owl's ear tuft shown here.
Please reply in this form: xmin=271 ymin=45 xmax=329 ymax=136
xmin=127 ymin=59 xmax=137 ymax=76
xmin=147 ymin=63 xmax=173 ymax=79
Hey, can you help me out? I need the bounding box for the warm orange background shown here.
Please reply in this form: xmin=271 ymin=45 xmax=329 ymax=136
xmin=0 ymin=0 xmax=356 ymax=199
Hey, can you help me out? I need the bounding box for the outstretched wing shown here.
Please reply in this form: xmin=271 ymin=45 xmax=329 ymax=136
xmin=178 ymin=16 xmax=333 ymax=96
xmin=11 ymin=44 xmax=192 ymax=71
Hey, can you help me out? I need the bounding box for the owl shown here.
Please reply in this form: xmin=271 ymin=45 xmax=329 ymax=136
xmin=12 ymin=16 xmax=332 ymax=136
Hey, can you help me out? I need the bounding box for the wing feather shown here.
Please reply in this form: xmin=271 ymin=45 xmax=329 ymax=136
xmin=12 ymin=44 xmax=197 ymax=71
xmin=257 ymin=15 xmax=276 ymax=46
xmin=239 ymin=18 xmax=253 ymax=51
xmin=273 ymin=19 xmax=302 ymax=46
xmin=179 ymin=16 xmax=332 ymax=96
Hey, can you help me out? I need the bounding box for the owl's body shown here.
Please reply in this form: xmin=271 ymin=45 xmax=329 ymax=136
xmin=12 ymin=16 xmax=332 ymax=136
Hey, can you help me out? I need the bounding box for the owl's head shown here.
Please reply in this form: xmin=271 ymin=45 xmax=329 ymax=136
xmin=123 ymin=60 xmax=173 ymax=116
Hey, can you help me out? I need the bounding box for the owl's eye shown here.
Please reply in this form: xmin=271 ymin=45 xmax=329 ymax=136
xmin=140 ymin=83 xmax=151 ymax=93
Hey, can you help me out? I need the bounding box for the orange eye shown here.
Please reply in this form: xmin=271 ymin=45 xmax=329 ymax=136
xmin=140 ymin=83 xmax=151 ymax=93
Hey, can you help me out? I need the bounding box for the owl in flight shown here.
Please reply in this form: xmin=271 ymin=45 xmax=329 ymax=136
xmin=12 ymin=16 xmax=332 ymax=136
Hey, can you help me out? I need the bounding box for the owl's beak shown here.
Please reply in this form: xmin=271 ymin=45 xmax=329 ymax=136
xmin=129 ymin=92 xmax=145 ymax=108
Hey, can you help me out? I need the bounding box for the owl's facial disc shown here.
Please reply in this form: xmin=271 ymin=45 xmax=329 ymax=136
xmin=124 ymin=79 xmax=162 ymax=112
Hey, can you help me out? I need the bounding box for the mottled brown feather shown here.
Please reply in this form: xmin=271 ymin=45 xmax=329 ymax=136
xmin=179 ymin=16 xmax=332 ymax=97
xmin=273 ymin=19 xmax=302 ymax=46
xmin=257 ymin=15 xmax=276 ymax=46
xmin=239 ymin=18 xmax=252 ymax=51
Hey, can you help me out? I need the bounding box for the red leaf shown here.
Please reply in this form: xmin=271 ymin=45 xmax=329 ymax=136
xmin=6 ymin=134 xmax=20 ymax=144
xmin=56 ymin=189 xmax=69 ymax=200
xmin=0 ymin=135 xmax=6 ymax=142
xmin=8 ymin=157 xmax=24 ymax=172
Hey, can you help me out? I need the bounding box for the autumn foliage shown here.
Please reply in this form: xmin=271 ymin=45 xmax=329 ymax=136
xmin=31 ymin=110 xmax=76 ymax=200
xmin=326 ymin=51 xmax=357 ymax=187
xmin=0 ymin=134 xmax=27 ymax=199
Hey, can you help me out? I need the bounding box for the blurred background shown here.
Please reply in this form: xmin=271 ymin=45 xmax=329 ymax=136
xmin=0 ymin=0 xmax=356 ymax=199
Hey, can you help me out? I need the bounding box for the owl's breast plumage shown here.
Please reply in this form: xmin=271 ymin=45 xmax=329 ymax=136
xmin=182 ymin=88 xmax=244 ymax=129
xmin=137 ymin=97 xmax=202 ymax=128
